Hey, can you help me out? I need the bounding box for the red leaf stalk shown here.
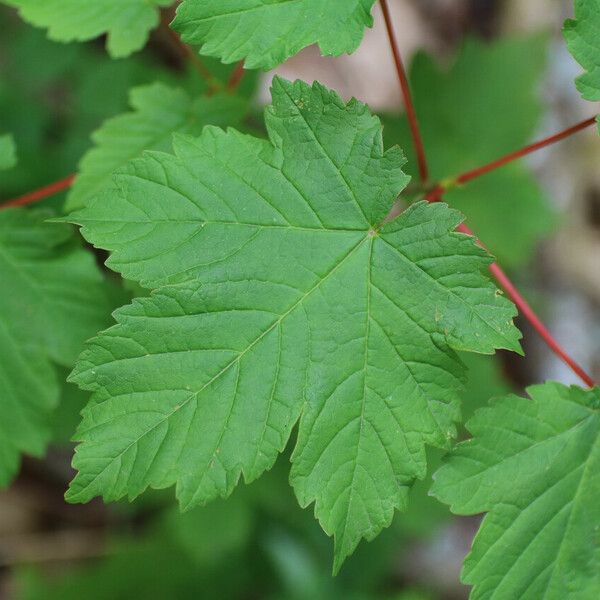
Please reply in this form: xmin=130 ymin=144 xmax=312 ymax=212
xmin=1 ymin=174 xmax=75 ymax=209
xmin=456 ymin=222 xmax=595 ymax=387
xmin=380 ymin=0 xmax=429 ymax=183
xmin=451 ymin=116 xmax=597 ymax=188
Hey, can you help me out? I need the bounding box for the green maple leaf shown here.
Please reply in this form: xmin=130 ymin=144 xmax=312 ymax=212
xmin=66 ymin=83 xmax=249 ymax=211
xmin=0 ymin=209 xmax=118 ymax=485
xmin=564 ymin=0 xmax=600 ymax=102
xmin=4 ymin=0 xmax=173 ymax=58
xmin=432 ymin=382 xmax=600 ymax=599
xmin=0 ymin=133 xmax=16 ymax=170
xmin=67 ymin=78 xmax=521 ymax=570
xmin=172 ymin=0 xmax=376 ymax=70
xmin=382 ymin=36 xmax=555 ymax=268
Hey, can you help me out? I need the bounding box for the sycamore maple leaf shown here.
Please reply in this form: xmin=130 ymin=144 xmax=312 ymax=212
xmin=67 ymin=78 xmax=521 ymax=570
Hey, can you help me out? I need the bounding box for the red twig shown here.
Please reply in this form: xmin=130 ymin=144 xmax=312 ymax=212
xmin=1 ymin=174 xmax=75 ymax=209
xmin=425 ymin=117 xmax=596 ymax=202
xmin=424 ymin=115 xmax=597 ymax=202
xmin=453 ymin=116 xmax=597 ymax=187
xmin=426 ymin=182 xmax=595 ymax=387
xmin=227 ymin=61 xmax=246 ymax=93
xmin=380 ymin=0 xmax=429 ymax=183
xmin=456 ymin=222 xmax=595 ymax=387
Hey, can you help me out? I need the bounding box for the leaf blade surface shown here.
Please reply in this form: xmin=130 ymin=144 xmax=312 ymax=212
xmin=432 ymin=382 xmax=600 ymax=599
xmin=172 ymin=0 xmax=376 ymax=70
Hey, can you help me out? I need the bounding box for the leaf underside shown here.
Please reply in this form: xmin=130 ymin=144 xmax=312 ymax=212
xmin=68 ymin=77 xmax=521 ymax=570
xmin=4 ymin=0 xmax=172 ymax=58
xmin=172 ymin=0 xmax=377 ymax=70
xmin=432 ymin=382 xmax=600 ymax=599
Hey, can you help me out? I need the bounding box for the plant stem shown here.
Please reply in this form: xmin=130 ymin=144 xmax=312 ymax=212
xmin=380 ymin=0 xmax=429 ymax=183
xmin=423 ymin=116 xmax=596 ymax=204
xmin=420 ymin=116 xmax=597 ymax=202
xmin=445 ymin=115 xmax=597 ymax=191
xmin=227 ymin=61 xmax=246 ymax=93
xmin=1 ymin=174 xmax=75 ymax=209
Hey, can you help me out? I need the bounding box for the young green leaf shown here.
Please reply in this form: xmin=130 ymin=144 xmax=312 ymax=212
xmin=67 ymin=78 xmax=521 ymax=570
xmin=66 ymin=84 xmax=248 ymax=211
xmin=172 ymin=0 xmax=376 ymax=70
xmin=564 ymin=0 xmax=600 ymax=101
xmin=3 ymin=0 xmax=173 ymax=58
xmin=0 ymin=209 xmax=118 ymax=485
xmin=382 ymin=36 xmax=555 ymax=267
xmin=432 ymin=382 xmax=600 ymax=599
xmin=0 ymin=133 xmax=17 ymax=170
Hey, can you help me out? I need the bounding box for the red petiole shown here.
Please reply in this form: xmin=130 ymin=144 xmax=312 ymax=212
xmin=380 ymin=0 xmax=429 ymax=184
xmin=1 ymin=175 xmax=75 ymax=209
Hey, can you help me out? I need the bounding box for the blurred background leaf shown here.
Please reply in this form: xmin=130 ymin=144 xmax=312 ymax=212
xmin=382 ymin=35 xmax=557 ymax=268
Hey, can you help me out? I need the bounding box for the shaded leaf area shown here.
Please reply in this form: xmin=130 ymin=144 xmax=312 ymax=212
xmin=0 ymin=133 xmax=17 ymax=170
xmin=459 ymin=353 xmax=511 ymax=425
xmin=68 ymin=77 xmax=520 ymax=569
xmin=0 ymin=209 xmax=122 ymax=486
xmin=433 ymin=382 xmax=600 ymax=599
xmin=49 ymin=370 xmax=95 ymax=447
xmin=382 ymin=36 xmax=556 ymax=268
xmin=0 ymin=6 xmax=256 ymax=204
xmin=66 ymin=84 xmax=249 ymax=211
xmin=564 ymin=0 xmax=600 ymax=102
xmin=173 ymin=0 xmax=377 ymax=70
xmin=2 ymin=0 xmax=173 ymax=58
